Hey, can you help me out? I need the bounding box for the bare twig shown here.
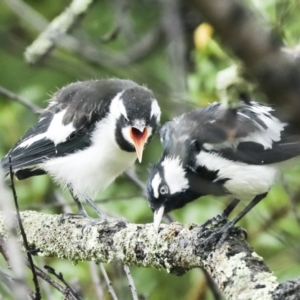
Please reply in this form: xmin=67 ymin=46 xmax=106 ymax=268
xmin=0 ymin=268 xmax=35 ymax=299
xmin=123 ymin=265 xmax=138 ymax=300
xmin=0 ymin=85 xmax=40 ymax=113
xmin=88 ymin=262 xmax=104 ymax=300
xmin=24 ymin=193 xmax=142 ymax=211
xmin=125 ymin=169 xmax=147 ymax=196
xmin=3 ymin=0 xmax=48 ymax=30
xmin=44 ymin=265 xmax=82 ymax=300
xmin=280 ymin=177 xmax=300 ymax=230
xmin=159 ymin=0 xmax=187 ymax=101
xmin=202 ymin=269 xmax=222 ymax=300
xmin=99 ymin=264 xmax=118 ymax=300
xmin=0 ymin=232 xmax=88 ymax=300
xmin=24 ymin=0 xmax=94 ymax=64
xmin=8 ymin=158 xmax=41 ymax=300
xmin=0 ymin=170 xmax=29 ymax=299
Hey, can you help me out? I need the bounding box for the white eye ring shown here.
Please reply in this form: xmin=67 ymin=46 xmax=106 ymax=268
xmin=159 ymin=185 xmax=168 ymax=195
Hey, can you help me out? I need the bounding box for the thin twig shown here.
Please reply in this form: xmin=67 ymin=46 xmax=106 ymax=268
xmin=23 ymin=193 xmax=142 ymax=211
xmin=24 ymin=0 xmax=95 ymax=64
xmin=159 ymin=0 xmax=187 ymax=101
xmin=0 ymin=85 xmax=40 ymax=113
xmin=202 ymin=269 xmax=222 ymax=300
xmin=88 ymin=262 xmax=104 ymax=300
xmin=125 ymin=169 xmax=147 ymax=196
xmin=123 ymin=265 xmax=138 ymax=300
xmin=8 ymin=157 xmax=41 ymax=300
xmin=280 ymin=176 xmax=300 ymax=230
xmin=99 ymin=264 xmax=118 ymax=300
xmin=0 ymin=175 xmax=32 ymax=299
xmin=44 ymin=265 xmax=82 ymax=300
xmin=0 ymin=268 xmax=35 ymax=299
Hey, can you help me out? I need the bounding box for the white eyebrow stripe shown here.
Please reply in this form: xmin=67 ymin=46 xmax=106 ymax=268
xmin=150 ymin=100 xmax=161 ymax=121
xmin=161 ymin=156 xmax=189 ymax=194
xmin=151 ymin=173 xmax=162 ymax=198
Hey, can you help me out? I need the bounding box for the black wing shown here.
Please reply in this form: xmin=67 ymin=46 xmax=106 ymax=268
xmin=1 ymin=79 xmax=137 ymax=178
xmin=160 ymin=101 xmax=300 ymax=165
xmin=1 ymin=108 xmax=95 ymax=179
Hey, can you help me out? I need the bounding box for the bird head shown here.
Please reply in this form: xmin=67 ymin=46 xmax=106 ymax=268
xmin=147 ymin=155 xmax=196 ymax=232
xmin=112 ymin=87 xmax=161 ymax=162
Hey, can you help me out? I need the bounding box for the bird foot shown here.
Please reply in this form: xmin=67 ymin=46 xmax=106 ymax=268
xmin=59 ymin=211 xmax=90 ymax=224
xmin=198 ymin=219 xmax=247 ymax=248
xmin=197 ymin=199 xmax=246 ymax=248
xmin=80 ymin=216 xmax=128 ymax=234
xmin=59 ymin=210 xmax=127 ymax=234
xmin=201 ymin=211 xmax=229 ymax=228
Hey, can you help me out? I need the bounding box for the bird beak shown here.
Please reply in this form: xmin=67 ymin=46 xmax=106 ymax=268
xmin=153 ymin=205 xmax=165 ymax=233
xmin=130 ymin=126 xmax=149 ymax=163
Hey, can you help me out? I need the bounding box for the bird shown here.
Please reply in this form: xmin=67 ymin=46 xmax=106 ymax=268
xmin=146 ymin=99 xmax=300 ymax=233
xmin=1 ymin=78 xmax=161 ymax=221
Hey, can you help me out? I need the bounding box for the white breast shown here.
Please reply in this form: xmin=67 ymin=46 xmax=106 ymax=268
xmin=196 ymin=151 xmax=278 ymax=200
xmin=41 ymin=115 xmax=137 ymax=198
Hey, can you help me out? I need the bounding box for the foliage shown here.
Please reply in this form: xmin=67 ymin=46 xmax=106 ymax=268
xmin=0 ymin=0 xmax=300 ymax=299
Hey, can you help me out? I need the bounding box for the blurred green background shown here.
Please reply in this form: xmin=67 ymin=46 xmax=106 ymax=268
xmin=0 ymin=0 xmax=300 ymax=299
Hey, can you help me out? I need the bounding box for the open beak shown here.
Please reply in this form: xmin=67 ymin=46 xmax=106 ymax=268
xmin=130 ymin=126 xmax=149 ymax=163
xmin=153 ymin=205 xmax=165 ymax=233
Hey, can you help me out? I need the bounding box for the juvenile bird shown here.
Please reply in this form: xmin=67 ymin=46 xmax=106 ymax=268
xmin=147 ymin=100 xmax=300 ymax=232
xmin=1 ymin=79 xmax=161 ymax=220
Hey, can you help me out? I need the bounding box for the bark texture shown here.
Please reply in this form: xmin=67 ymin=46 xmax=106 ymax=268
xmin=0 ymin=211 xmax=283 ymax=299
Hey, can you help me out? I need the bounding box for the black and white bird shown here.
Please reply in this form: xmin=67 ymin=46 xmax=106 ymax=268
xmin=147 ymin=100 xmax=300 ymax=231
xmin=1 ymin=79 xmax=161 ymax=220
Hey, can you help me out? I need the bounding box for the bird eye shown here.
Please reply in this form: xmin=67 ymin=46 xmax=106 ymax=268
xmin=159 ymin=185 xmax=168 ymax=195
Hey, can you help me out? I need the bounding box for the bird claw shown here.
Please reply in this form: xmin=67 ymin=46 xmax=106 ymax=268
xmin=197 ymin=198 xmax=246 ymax=247
xmin=59 ymin=211 xmax=127 ymax=234
xmin=200 ymin=211 xmax=229 ymax=230
xmin=216 ymin=223 xmax=247 ymax=246
xmin=81 ymin=216 xmax=128 ymax=235
xmin=198 ymin=220 xmax=247 ymax=248
xmin=59 ymin=212 xmax=91 ymax=224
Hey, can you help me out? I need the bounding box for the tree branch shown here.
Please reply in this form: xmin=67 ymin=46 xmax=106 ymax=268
xmin=0 ymin=211 xmax=283 ymax=299
xmin=24 ymin=0 xmax=94 ymax=64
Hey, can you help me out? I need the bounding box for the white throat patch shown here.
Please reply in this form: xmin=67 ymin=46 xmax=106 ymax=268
xmin=161 ymin=156 xmax=189 ymax=194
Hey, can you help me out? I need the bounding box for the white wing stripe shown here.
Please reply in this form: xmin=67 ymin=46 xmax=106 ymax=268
xmin=16 ymin=109 xmax=76 ymax=149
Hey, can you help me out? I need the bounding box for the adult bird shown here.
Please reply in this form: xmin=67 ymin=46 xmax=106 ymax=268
xmin=1 ymin=79 xmax=161 ymax=221
xmin=147 ymin=100 xmax=300 ymax=232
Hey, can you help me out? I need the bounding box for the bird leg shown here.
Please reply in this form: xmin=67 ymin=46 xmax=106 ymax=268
xmin=198 ymin=193 xmax=268 ymax=247
xmin=200 ymin=198 xmax=241 ymax=229
xmin=59 ymin=187 xmax=90 ymax=223
xmin=229 ymin=192 xmax=268 ymax=226
xmin=80 ymin=193 xmax=127 ymax=229
xmin=60 ymin=187 xmax=127 ymax=230
xmin=82 ymin=193 xmax=111 ymax=220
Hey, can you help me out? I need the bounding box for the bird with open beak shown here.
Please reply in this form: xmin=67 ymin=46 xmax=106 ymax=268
xmin=1 ymin=79 xmax=161 ymax=221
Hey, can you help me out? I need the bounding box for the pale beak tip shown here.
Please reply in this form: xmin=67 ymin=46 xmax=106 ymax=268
xmin=137 ymin=152 xmax=143 ymax=163
xmin=153 ymin=223 xmax=159 ymax=233
xmin=153 ymin=205 xmax=165 ymax=233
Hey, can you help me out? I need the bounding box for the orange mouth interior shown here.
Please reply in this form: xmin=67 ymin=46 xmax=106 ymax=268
xmin=130 ymin=127 xmax=149 ymax=162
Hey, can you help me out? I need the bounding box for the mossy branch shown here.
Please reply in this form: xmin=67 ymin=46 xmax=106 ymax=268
xmin=0 ymin=211 xmax=286 ymax=299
